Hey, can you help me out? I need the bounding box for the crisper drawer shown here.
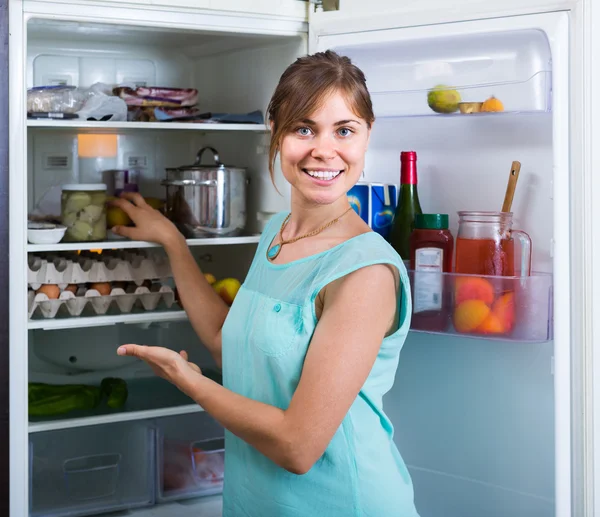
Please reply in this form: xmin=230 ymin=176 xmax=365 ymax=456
xmin=29 ymin=421 xmax=154 ymax=517
xmin=156 ymin=412 xmax=225 ymax=502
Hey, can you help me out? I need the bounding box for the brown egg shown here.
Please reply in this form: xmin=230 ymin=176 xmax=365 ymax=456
xmin=35 ymin=284 xmax=60 ymax=299
xmin=89 ymin=282 xmax=112 ymax=296
xmin=64 ymin=284 xmax=78 ymax=295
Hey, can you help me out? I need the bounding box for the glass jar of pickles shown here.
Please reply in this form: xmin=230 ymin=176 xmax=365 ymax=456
xmin=61 ymin=184 xmax=107 ymax=242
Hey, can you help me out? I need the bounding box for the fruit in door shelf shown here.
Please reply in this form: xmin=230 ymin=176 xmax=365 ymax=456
xmin=491 ymin=292 xmax=515 ymax=332
xmin=453 ymin=299 xmax=490 ymax=333
xmin=454 ymin=277 xmax=495 ymax=306
xmin=452 ymin=283 xmax=516 ymax=336
xmin=213 ymin=278 xmax=241 ymax=305
xmin=481 ymin=96 xmax=504 ymax=112
xmin=427 ymin=85 xmax=461 ymax=114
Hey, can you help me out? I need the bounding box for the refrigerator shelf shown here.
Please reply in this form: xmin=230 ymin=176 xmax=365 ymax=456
xmin=406 ymin=270 xmax=553 ymax=343
xmin=28 ymin=377 xmax=211 ymax=433
xmin=27 ymin=234 xmax=261 ymax=252
xmin=370 ymin=71 xmax=552 ymax=118
xmin=28 ymin=310 xmax=188 ymax=330
xmin=27 ymin=119 xmax=270 ymax=133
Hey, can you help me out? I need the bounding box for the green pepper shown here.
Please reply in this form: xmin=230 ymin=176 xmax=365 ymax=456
xmin=100 ymin=377 xmax=128 ymax=409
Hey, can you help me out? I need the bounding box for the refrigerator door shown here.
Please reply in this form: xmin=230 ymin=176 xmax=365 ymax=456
xmin=309 ymin=10 xmax=571 ymax=517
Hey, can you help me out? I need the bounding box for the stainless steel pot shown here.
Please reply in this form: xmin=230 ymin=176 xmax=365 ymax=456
xmin=162 ymin=147 xmax=247 ymax=237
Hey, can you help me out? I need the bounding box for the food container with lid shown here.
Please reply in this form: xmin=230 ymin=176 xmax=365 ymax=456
xmin=61 ymin=184 xmax=107 ymax=242
xmin=162 ymin=147 xmax=247 ymax=238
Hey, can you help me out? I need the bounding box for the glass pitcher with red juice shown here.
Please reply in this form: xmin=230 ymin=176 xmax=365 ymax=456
xmin=454 ymin=211 xmax=531 ymax=337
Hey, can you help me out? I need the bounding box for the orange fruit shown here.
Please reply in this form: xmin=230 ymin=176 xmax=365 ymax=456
xmin=454 ymin=300 xmax=491 ymax=333
xmin=455 ymin=277 xmax=495 ymax=306
xmin=481 ymin=96 xmax=504 ymax=112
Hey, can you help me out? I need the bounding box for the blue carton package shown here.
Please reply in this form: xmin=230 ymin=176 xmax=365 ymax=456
xmin=347 ymin=183 xmax=371 ymax=225
xmin=370 ymin=183 xmax=398 ymax=239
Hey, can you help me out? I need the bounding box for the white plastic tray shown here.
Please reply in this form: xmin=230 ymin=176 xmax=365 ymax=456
xmin=28 ymin=284 xmax=176 ymax=319
xmin=28 ymin=250 xmax=171 ymax=289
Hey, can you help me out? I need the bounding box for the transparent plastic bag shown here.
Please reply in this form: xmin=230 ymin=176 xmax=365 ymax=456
xmin=27 ymin=86 xmax=87 ymax=114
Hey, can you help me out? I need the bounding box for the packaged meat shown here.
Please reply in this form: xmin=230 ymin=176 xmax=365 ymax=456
xmin=113 ymin=86 xmax=198 ymax=107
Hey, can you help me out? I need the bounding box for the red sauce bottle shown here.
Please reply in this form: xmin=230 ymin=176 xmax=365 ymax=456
xmin=409 ymin=214 xmax=454 ymax=332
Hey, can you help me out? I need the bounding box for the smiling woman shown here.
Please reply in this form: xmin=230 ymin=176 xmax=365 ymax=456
xmin=114 ymin=50 xmax=419 ymax=517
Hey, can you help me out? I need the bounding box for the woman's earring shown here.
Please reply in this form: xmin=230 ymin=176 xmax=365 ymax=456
xmin=361 ymin=170 xmax=365 ymax=179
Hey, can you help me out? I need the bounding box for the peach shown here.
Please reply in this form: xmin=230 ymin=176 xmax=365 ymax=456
xmin=454 ymin=299 xmax=491 ymax=333
xmin=492 ymin=292 xmax=515 ymax=333
xmin=477 ymin=313 xmax=505 ymax=334
xmin=455 ymin=277 xmax=495 ymax=306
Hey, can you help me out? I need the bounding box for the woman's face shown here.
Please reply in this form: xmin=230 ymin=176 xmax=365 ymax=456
xmin=278 ymin=90 xmax=371 ymax=206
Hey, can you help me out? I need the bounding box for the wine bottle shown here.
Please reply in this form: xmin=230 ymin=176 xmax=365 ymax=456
xmin=389 ymin=151 xmax=423 ymax=260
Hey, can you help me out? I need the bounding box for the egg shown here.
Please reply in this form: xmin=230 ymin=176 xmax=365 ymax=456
xmin=35 ymin=284 xmax=60 ymax=299
xmin=89 ymin=282 xmax=112 ymax=296
xmin=64 ymin=284 xmax=78 ymax=295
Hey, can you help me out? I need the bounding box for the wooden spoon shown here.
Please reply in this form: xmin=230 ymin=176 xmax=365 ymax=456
xmin=501 ymin=161 xmax=521 ymax=212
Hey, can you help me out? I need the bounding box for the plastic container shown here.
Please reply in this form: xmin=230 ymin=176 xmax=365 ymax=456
xmin=61 ymin=184 xmax=107 ymax=242
xmin=156 ymin=412 xmax=225 ymax=502
xmin=29 ymin=421 xmax=154 ymax=517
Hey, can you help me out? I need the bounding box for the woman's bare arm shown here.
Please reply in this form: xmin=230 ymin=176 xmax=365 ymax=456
xmin=111 ymin=193 xmax=228 ymax=366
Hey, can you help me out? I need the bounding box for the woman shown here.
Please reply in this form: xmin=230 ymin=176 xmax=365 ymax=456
xmin=113 ymin=50 xmax=419 ymax=517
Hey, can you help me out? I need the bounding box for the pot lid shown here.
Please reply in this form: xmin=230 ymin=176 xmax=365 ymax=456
xmin=167 ymin=146 xmax=243 ymax=171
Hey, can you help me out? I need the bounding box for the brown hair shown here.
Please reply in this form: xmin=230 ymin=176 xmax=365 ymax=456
xmin=266 ymin=50 xmax=375 ymax=183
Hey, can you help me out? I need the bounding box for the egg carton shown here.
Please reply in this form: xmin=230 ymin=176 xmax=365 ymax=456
xmin=28 ymin=284 xmax=176 ymax=319
xmin=28 ymin=250 xmax=172 ymax=289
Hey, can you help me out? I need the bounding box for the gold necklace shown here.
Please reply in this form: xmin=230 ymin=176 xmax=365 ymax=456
xmin=267 ymin=206 xmax=354 ymax=261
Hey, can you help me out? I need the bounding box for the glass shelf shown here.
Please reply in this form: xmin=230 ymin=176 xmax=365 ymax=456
xmin=406 ymin=270 xmax=553 ymax=343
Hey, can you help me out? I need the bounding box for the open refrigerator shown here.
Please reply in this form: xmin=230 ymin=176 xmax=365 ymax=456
xmin=7 ymin=1 xmax=585 ymax=516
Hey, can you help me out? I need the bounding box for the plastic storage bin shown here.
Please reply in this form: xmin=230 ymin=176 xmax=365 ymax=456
xmin=29 ymin=421 xmax=154 ymax=517
xmin=156 ymin=412 xmax=225 ymax=502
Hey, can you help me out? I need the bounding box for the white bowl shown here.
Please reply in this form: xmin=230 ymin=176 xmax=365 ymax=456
xmin=27 ymin=222 xmax=67 ymax=244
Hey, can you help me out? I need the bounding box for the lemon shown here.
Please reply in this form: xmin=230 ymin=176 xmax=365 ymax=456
xmin=427 ymin=84 xmax=461 ymax=114
xmin=106 ymin=206 xmax=132 ymax=228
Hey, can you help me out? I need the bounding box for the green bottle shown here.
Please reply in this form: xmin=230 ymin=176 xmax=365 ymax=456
xmin=389 ymin=151 xmax=423 ymax=260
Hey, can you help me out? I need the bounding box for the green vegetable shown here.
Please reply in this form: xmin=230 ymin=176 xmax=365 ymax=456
xmin=28 ymin=384 xmax=101 ymax=416
xmin=100 ymin=377 xmax=128 ymax=409
xmin=28 ymin=378 xmax=128 ymax=417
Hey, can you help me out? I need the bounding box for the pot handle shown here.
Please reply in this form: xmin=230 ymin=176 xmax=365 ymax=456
xmin=194 ymin=147 xmax=222 ymax=166
xmin=161 ymin=179 xmax=218 ymax=187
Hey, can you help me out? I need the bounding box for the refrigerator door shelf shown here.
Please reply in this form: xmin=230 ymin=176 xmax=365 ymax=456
xmin=371 ymin=71 xmax=551 ymax=119
xmin=407 ymin=270 xmax=553 ymax=343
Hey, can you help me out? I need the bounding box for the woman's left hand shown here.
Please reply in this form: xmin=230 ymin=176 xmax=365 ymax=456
xmin=117 ymin=345 xmax=202 ymax=392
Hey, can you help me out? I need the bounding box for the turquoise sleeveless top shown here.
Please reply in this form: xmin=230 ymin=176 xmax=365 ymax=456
xmin=221 ymin=211 xmax=419 ymax=517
